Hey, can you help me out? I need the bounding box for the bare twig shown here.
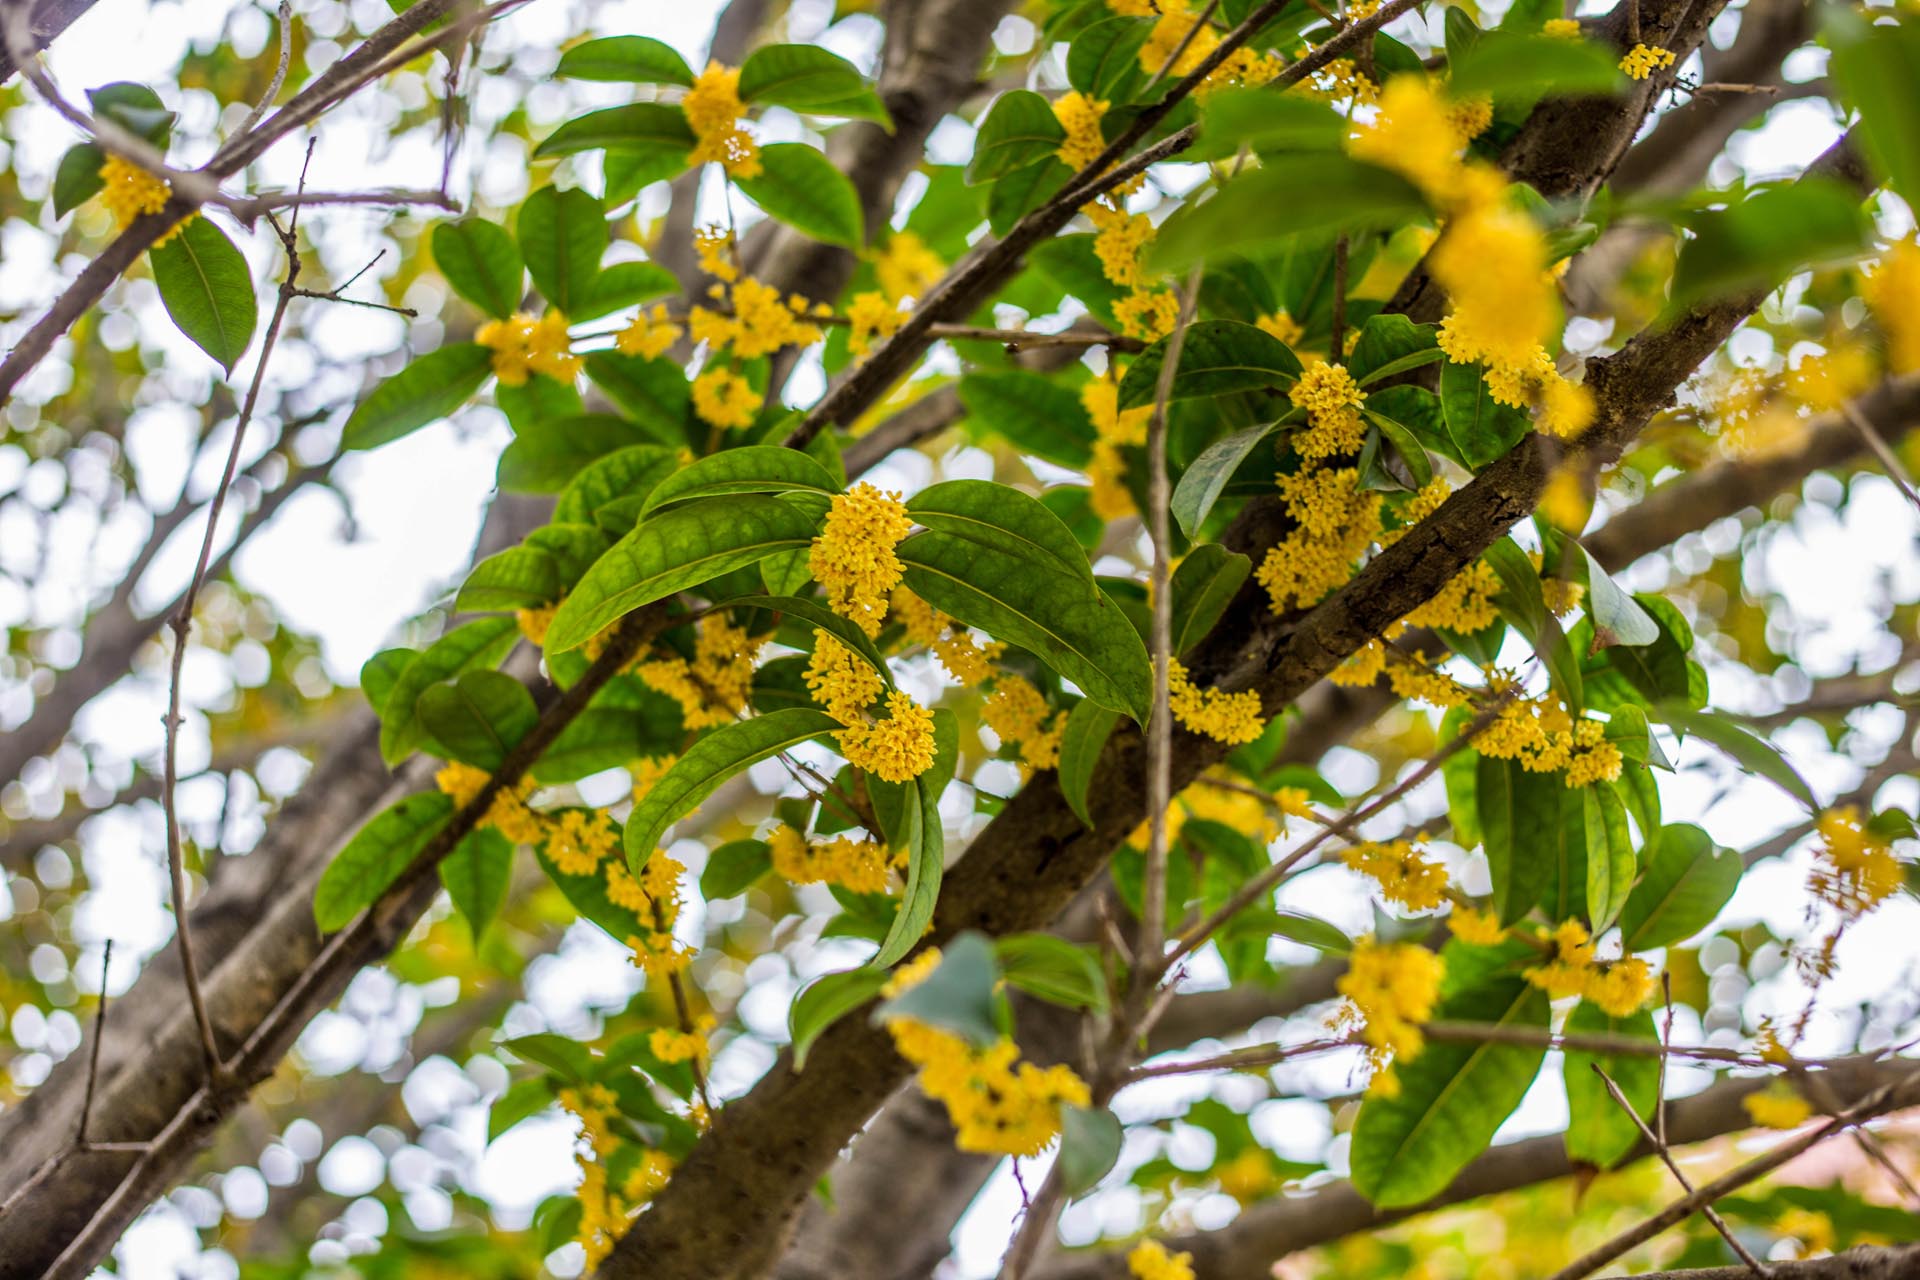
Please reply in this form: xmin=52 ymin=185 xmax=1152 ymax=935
xmin=1841 ymin=399 xmax=1920 ymax=513
xmin=77 ymin=941 xmax=113 ymax=1145
xmin=1330 ymin=234 xmax=1350 ymax=360
xmin=1141 ymin=0 xmax=1221 ymax=94
xmin=226 ymin=0 xmax=294 ymax=145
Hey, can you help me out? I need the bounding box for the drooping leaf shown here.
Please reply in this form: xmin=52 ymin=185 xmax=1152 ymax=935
xmin=1655 ymin=707 xmax=1819 ymax=810
xmin=996 ymin=934 xmax=1109 ymax=1012
xmin=789 ymin=967 xmax=889 ymax=1069
xmin=1439 ymin=359 xmax=1530 ymax=470
xmin=700 ymin=839 xmax=773 ymax=899
xmin=547 ymin=495 xmax=818 ymax=652
xmin=622 ymin=708 xmax=843 ymax=866
xmin=907 ymin=479 xmax=1093 ymax=584
xmin=517 ymin=185 xmax=606 ymax=315
xmin=1058 ymin=1106 xmax=1125 ymax=1197
xmin=1620 ymin=823 xmax=1741 ymax=950
xmin=378 ymin=617 xmax=521 ymax=764
xmin=432 ymin=219 xmax=524 ymax=318
xmin=641 ymin=445 xmax=839 ymax=513
xmin=1170 ymin=545 xmax=1251 ymax=654
xmin=1564 ymin=1003 xmax=1660 ymax=1170
xmin=313 ymin=792 xmax=454 ymax=930
xmin=1117 ymin=320 xmax=1302 ymax=410
xmin=554 ymin=35 xmax=696 ymax=86
xmin=440 ymin=826 xmax=514 ymax=939
xmin=1478 ymin=754 xmax=1561 ymax=926
xmin=967 ymin=89 xmax=1066 ymax=184
xmin=958 ymin=369 xmax=1094 ymax=468
xmin=149 ymin=216 xmax=258 ymax=373
xmin=873 ymin=773 xmax=945 ymax=967
xmin=1583 ymin=781 xmax=1636 ymax=932
xmin=1268 ymin=909 xmax=1355 ymax=954
xmin=738 ymin=43 xmax=889 ymax=123
xmin=1171 ymin=422 xmax=1278 ymax=537
xmin=736 ymin=143 xmax=865 ymax=248
xmin=1057 ymin=699 xmax=1120 ymax=829
xmin=416 ymin=669 xmax=540 ymax=771
xmin=342 ymin=344 xmax=494 ymax=451
xmin=53 ymin=143 xmax=108 ymax=217
xmin=533 ymin=102 xmax=696 ymax=165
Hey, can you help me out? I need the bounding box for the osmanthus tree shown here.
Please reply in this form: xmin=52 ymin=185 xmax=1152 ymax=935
xmin=3 ymin=0 xmax=1920 ymax=1277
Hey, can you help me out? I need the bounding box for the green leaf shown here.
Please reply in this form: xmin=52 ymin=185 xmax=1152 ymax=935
xmin=313 ymin=792 xmax=454 ymax=930
xmin=738 ymin=595 xmax=894 ymax=693
xmin=967 ymin=90 xmax=1066 ymax=185
xmin=416 ymin=669 xmax=539 ymax=771
xmin=571 ymin=260 xmax=679 ymax=322
xmin=1067 ymin=18 xmax=1151 ymax=104
xmin=500 ymin=1032 xmax=595 ymax=1081
xmin=1668 ymin=179 xmax=1871 ymax=310
xmin=1170 ymin=545 xmax=1251 ymax=654
xmin=873 ymin=931 xmax=1001 ymax=1045
xmin=641 ymin=445 xmax=839 ymax=513
xmin=1583 ymin=782 xmax=1635 ymax=932
xmin=1586 ymin=594 xmax=1701 ymax=711
xmin=432 ymin=219 xmax=523 ymax=319
xmin=1369 ymin=413 xmax=1435 ymax=488
xmin=555 ymin=35 xmax=696 ymax=86
xmin=1564 ymin=1003 xmax=1659 ymax=1170
xmin=378 ymin=617 xmax=520 ymax=765
xmin=623 ymin=708 xmax=843 ymax=865
xmin=343 ymin=344 xmax=494 ymax=451
xmin=534 ymin=102 xmax=696 ymax=163
xmin=738 ymin=43 xmax=890 ymax=124
xmin=547 ymin=495 xmax=818 ymax=651
xmin=1440 ymin=705 xmax=1483 ymax=849
xmin=517 ymin=186 xmax=606 ymax=315
xmin=1148 ymin=155 xmax=1428 ymax=273
xmin=1577 ymin=544 xmax=1660 ymax=648
xmin=1439 ymin=359 xmax=1530 ymax=470
xmin=553 ymin=444 xmax=681 ymax=529
xmin=789 ymin=967 xmax=889 ymax=1069
xmin=440 ymin=826 xmax=514 ymax=938
xmin=899 ymin=531 xmax=1152 ymax=723
xmin=761 ymin=548 xmax=813 ymax=597
xmin=988 ymin=158 xmax=1075 ymax=237
xmin=1620 ymin=823 xmax=1741 ymax=950
xmin=1058 ymin=699 xmax=1120 ymax=829
xmin=360 ymin=648 xmax=415 ymax=717
xmin=701 ymin=839 xmax=772 ymax=899
xmin=488 ymin=1077 xmax=555 ymax=1142
xmin=1484 ymin=538 xmax=1582 ymax=714
xmin=1478 ymin=754 xmax=1560 ymax=926
xmin=1827 ymin=8 xmax=1920 ymax=210
xmin=736 ymin=143 xmax=865 ymax=248
xmin=958 ymin=369 xmax=1094 ymax=467
xmin=1170 ymin=422 xmax=1278 ymax=538
xmin=534 ymin=836 xmax=653 ymax=944
xmin=1349 ymin=975 xmax=1551 ymax=1207
xmin=498 ymin=414 xmax=656 ymax=493
xmin=87 ymin=83 xmax=174 ymax=142
xmin=1655 ymin=707 xmax=1818 ymax=810
xmin=583 ymin=352 xmax=694 ymax=446
xmin=1029 ymin=233 xmax=1126 ymax=330
xmin=1117 ymin=320 xmax=1303 ymax=410
xmin=1348 ymin=314 xmax=1441 ymax=385
xmin=1058 ymin=1106 xmax=1125 ymax=1197
xmin=149 ymin=216 xmax=258 ymax=374
xmin=907 ymin=479 xmax=1093 ymax=585
xmin=533 ymin=705 xmax=679 ymax=783
xmin=53 ymin=143 xmax=108 ymax=217
xmin=996 ymin=934 xmax=1108 ymax=1012
xmin=873 ymin=773 xmax=945 ymax=967
xmin=1195 ymin=86 xmax=1344 ymax=157
xmin=1269 ymin=909 xmax=1354 ymax=954
xmin=1445 ymin=30 xmax=1626 ymax=98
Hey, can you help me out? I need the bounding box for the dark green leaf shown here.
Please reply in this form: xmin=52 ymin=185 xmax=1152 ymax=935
xmin=873 ymin=773 xmax=944 ymax=967
xmin=360 ymin=648 xmax=415 ymax=717
xmin=534 ymin=102 xmax=696 ymax=163
xmin=532 ymin=705 xmax=679 ymax=783
xmin=908 ymin=479 xmax=1093 ymax=584
xmin=555 ymin=35 xmax=696 ymax=86
xmin=432 ymin=219 xmax=523 ymax=318
xmin=1620 ymin=823 xmax=1741 ymax=949
xmin=968 ymin=90 xmax=1066 ymax=184
xmin=313 ymin=792 xmax=453 ymax=930
xmin=149 ymin=216 xmax=258 ymax=373
xmin=500 ymin=1032 xmax=595 ymax=1081
xmin=1478 ymin=754 xmax=1561 ymax=925
xmin=1195 ymin=87 xmax=1344 ymax=157
xmin=958 ymin=369 xmax=1094 ymax=467
xmin=1348 ymin=314 xmax=1441 ymax=385
xmin=1170 ymin=421 xmax=1278 ymax=538
xmin=440 ymin=826 xmax=514 ymax=938
xmin=789 ymin=967 xmax=889 ymax=1069
xmin=584 ymin=352 xmax=694 ymax=446
xmin=1583 ymin=782 xmax=1635 ymax=932
xmin=378 ymin=617 xmax=520 ymax=764
xmin=1118 ymin=320 xmax=1302 ymax=410
xmin=87 ymin=83 xmax=174 ymax=142
xmin=498 ymin=414 xmax=656 ymax=493
xmin=1446 ymin=31 xmax=1626 ymax=98
xmin=1068 ymin=18 xmax=1151 ymax=103
xmin=1668 ymin=179 xmax=1871 ymax=309
xmin=996 ymin=934 xmax=1108 ymax=1011
xmin=1827 ymin=9 xmax=1920 ymax=209
xmin=553 ymin=444 xmax=680 ymax=529
xmin=342 ymin=344 xmax=494 ymax=451
xmin=1058 ymin=1106 xmax=1125 ymax=1197
xmin=1439 ymin=359 xmax=1530 ymax=470
xmin=701 ymin=839 xmax=772 ymax=899
xmin=1148 ymin=155 xmax=1428 ymax=272
xmin=1269 ymin=909 xmax=1354 ymax=954
xmin=988 ymin=157 xmax=1075 ymax=237
xmin=417 ymin=669 xmax=539 ymax=771
xmin=736 ymin=143 xmax=865 ymax=248
xmin=873 ymin=931 xmax=1001 ymax=1045
xmin=738 ymin=43 xmax=890 ymax=123
xmin=1564 ymin=1003 xmax=1659 ymax=1170
xmin=54 ymin=143 xmax=107 ymax=217
xmin=571 ymin=260 xmax=678 ymax=322
xmin=642 ymin=445 xmax=839 ymax=513
xmin=1057 ymin=698 xmax=1119 ymax=829
xmin=517 ymin=186 xmax=605 ymax=316
xmin=535 ymin=837 xmax=652 ymax=944
xmin=1170 ymin=545 xmax=1251 ymax=654
xmin=488 ymin=1077 xmax=555 ymax=1141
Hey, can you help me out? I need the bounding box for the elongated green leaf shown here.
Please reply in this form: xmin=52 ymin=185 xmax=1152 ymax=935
xmin=534 ymin=102 xmax=696 ymax=162
xmin=583 ymin=352 xmax=694 ymax=446
xmin=149 ymin=216 xmax=258 ymax=373
xmin=1171 ymin=422 xmax=1278 ymax=538
xmin=1564 ymin=1003 xmax=1659 ymax=1170
xmin=1058 ymin=1105 xmax=1124 ymax=1197
xmin=500 ymin=1032 xmax=595 ymax=1081
xmin=1533 ymin=782 xmax=1587 ymax=924
xmin=1669 ymin=179 xmax=1870 ymax=310
xmin=379 ymin=617 xmax=520 ymax=764
xmin=534 ymin=836 xmax=651 ymax=944
xmin=736 ymin=143 xmax=865 ymax=248
xmin=1578 ymin=544 xmax=1660 ymax=648
xmin=548 ymin=495 xmax=816 ymax=651
xmin=899 ymin=531 xmax=1152 ymax=723
xmin=1656 ymin=707 xmax=1818 ymax=809
xmin=553 ymin=444 xmax=679 ymax=531
xmin=555 ymin=35 xmax=696 ymax=86
xmin=989 ymin=157 xmax=1075 ymax=237
xmin=1445 ymin=30 xmax=1626 ymax=98
xmin=790 ymin=967 xmax=889 ymax=1069
xmin=488 ymin=1077 xmax=556 ymax=1142
xmin=343 ymin=343 xmax=494 ymax=451
xmin=498 ymin=414 xmax=655 ymax=493
xmin=1583 ymin=782 xmax=1635 ymax=932
xmin=1620 ymin=823 xmax=1741 ymax=950
xmin=907 ymin=479 xmax=1092 ymax=584
xmin=1195 ymin=86 xmax=1344 ymax=157
xmin=88 ymin=83 xmax=174 ymax=142
xmin=457 ymin=545 xmax=560 ymax=611
xmin=1349 ymin=975 xmax=1551 ymax=1207
xmin=417 ymin=669 xmax=539 ymax=771
xmin=432 ymin=219 xmax=523 ymax=318
xmin=996 ymin=934 xmax=1108 ymax=1012
xmin=1827 ymin=8 xmax=1920 ymax=209
xmin=1149 ymin=155 xmax=1427 ymax=272
xmin=1118 ymin=320 xmax=1302 ymax=410
xmin=1349 ymin=314 xmax=1441 ymax=384
xmin=738 ymin=43 xmax=889 ymax=123
xmin=1270 ymin=909 xmax=1354 ymax=954
xmin=967 ymin=89 xmax=1065 ymax=184
xmin=1067 ymin=18 xmax=1150 ymax=104
xmin=1170 ymin=545 xmax=1251 ymax=654
xmin=1057 ymin=699 xmax=1119 ymax=829
xmin=1485 ymin=538 xmax=1582 ymax=714
xmin=701 ymin=839 xmax=772 ymax=899
xmin=1440 ymin=359 xmax=1530 ymax=470
xmin=571 ymin=260 xmax=678 ymax=322
xmin=54 ymin=143 xmax=107 ymax=217
xmin=313 ymin=792 xmax=453 ymax=930
xmin=642 ymin=445 xmax=838 ymax=513
xmin=517 ymin=186 xmax=605 ymax=315
xmin=958 ymin=369 xmax=1094 ymax=467
xmin=360 ymin=648 xmax=415 ymax=717
xmin=623 ymin=708 xmax=843 ymax=865
xmin=873 ymin=774 xmax=944 ymax=967
xmin=1478 ymin=754 xmax=1560 ymax=925
xmin=440 ymin=826 xmax=514 ymax=938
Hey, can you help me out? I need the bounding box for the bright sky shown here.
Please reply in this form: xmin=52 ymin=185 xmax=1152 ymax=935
xmin=1 ymin=0 xmax=1912 ymax=1277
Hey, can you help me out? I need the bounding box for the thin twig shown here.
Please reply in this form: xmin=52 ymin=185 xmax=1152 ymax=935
xmin=78 ymin=941 xmax=113 ymax=1145
xmin=1141 ymin=0 xmax=1221 ymax=94
xmin=226 ymin=0 xmax=294 ymax=145
xmin=1330 ymin=234 xmax=1349 ymax=360
xmin=1841 ymin=399 xmax=1920 ymax=513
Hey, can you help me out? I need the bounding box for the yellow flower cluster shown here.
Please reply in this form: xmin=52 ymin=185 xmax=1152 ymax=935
xmin=893 ymin=588 xmax=1002 ymax=685
xmin=875 ymin=231 xmax=944 ymax=303
xmin=1256 ymin=466 xmax=1382 ymax=614
xmin=1295 ymin=55 xmax=1379 ymax=107
xmin=847 ymin=290 xmax=906 ymax=356
xmin=630 ymin=753 xmax=677 ymax=804
xmin=618 ymin=852 xmax=695 ymax=978
xmin=616 ymin=303 xmax=683 ymax=360
xmin=1785 ymin=344 xmax=1874 ymax=415
xmin=98 ymin=155 xmax=191 ymax=243
xmin=1168 ymin=658 xmax=1267 ymax=744
xmin=983 ymin=672 xmax=1067 ymax=771
xmin=1523 ymin=920 xmax=1657 ymax=1016
xmin=691 ymin=365 xmax=759 ymax=430
xmin=1543 ymin=18 xmax=1581 ymax=37
xmin=1809 ymin=806 xmax=1903 ymax=921
xmin=1288 ymin=359 xmax=1368 ymax=461
xmin=1448 ymin=904 xmax=1507 ymax=945
xmin=1619 ymin=43 xmax=1676 ymax=80
xmin=1258 ymin=310 xmax=1304 ymax=347
xmin=1865 ymin=239 xmax=1920 ymax=374
xmin=435 ymin=761 xmax=546 ymax=845
xmin=1183 ymin=771 xmax=1297 ymax=844
xmin=1742 ymin=1084 xmax=1813 ymax=1130
xmin=1090 ymin=205 xmax=1156 ymax=289
xmin=1477 ymin=692 xmax=1623 ymax=788
xmin=1053 ymin=91 xmax=1109 ymax=171
xmin=692 ymin=275 xmax=827 ymax=360
xmin=695 ymin=224 xmax=738 ymax=282
xmin=811 ymin=483 xmax=914 ymax=637
xmin=1337 ymin=938 xmax=1445 ymax=1097
xmin=1115 ymin=288 xmax=1181 ymax=342
xmin=1133 ymin=0 xmax=1283 ymax=92
xmin=562 ymin=1084 xmax=649 ymax=1267
xmin=769 ymin=822 xmax=892 ymax=894
xmin=882 ymin=954 xmax=1092 ymax=1156
xmin=546 ymin=808 xmax=621 ymax=876
xmin=1401 ymin=560 xmax=1503 ymax=634
xmin=684 ymin=62 xmax=761 ymax=177
xmin=1127 ymin=1240 xmax=1196 ymax=1280
xmin=637 ymin=616 xmax=763 ymax=729
xmin=1083 ymin=379 xmax=1153 ymax=519
xmin=1341 ymin=838 xmax=1450 ymax=911
xmin=649 ymin=1014 xmax=716 ymax=1065
xmin=840 ymin=690 xmax=939 ymax=783
xmin=477 ymin=310 xmax=582 ymax=386
xmin=515 ymin=602 xmax=556 ymax=646
xmin=805 ymin=630 xmax=885 ymax=721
